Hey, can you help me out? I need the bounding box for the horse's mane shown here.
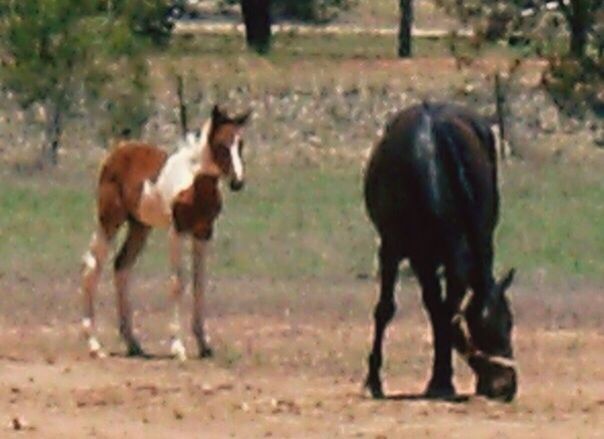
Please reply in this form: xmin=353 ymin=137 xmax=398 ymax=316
xmin=176 ymin=118 xmax=212 ymax=154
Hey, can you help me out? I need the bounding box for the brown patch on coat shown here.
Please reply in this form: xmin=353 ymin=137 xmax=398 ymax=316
xmin=97 ymin=142 xmax=168 ymax=237
xmin=172 ymin=175 xmax=222 ymax=240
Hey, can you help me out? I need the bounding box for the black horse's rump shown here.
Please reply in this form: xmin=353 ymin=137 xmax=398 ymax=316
xmin=363 ymin=102 xmax=517 ymax=401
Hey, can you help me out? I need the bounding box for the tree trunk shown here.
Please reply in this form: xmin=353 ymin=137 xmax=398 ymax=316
xmin=566 ymin=0 xmax=591 ymax=58
xmin=398 ymin=0 xmax=413 ymax=58
xmin=241 ymin=0 xmax=272 ymax=54
xmin=569 ymin=18 xmax=588 ymax=58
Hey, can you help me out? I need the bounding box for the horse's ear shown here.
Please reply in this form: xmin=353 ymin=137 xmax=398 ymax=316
xmin=212 ymin=104 xmax=227 ymax=124
xmin=234 ymin=109 xmax=252 ymax=126
xmin=482 ymin=268 xmax=516 ymax=319
xmin=498 ymin=268 xmax=516 ymax=296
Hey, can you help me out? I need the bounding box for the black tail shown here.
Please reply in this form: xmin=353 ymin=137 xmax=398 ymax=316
xmin=431 ymin=116 xmax=494 ymax=304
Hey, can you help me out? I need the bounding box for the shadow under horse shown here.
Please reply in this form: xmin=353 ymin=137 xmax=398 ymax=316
xmin=363 ymin=101 xmax=517 ymax=402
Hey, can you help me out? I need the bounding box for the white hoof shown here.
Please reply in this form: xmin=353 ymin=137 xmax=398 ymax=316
xmin=170 ymin=338 xmax=187 ymax=362
xmin=88 ymin=337 xmax=106 ymax=359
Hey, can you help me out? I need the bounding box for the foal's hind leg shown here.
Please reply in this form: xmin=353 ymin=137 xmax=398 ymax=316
xmin=114 ymin=220 xmax=150 ymax=357
xmin=81 ymin=227 xmax=113 ymax=358
xmin=365 ymin=240 xmax=401 ymax=399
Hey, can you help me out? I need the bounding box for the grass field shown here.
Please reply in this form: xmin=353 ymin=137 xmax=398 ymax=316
xmin=1 ymin=149 xmax=602 ymax=286
xmin=170 ymin=31 xmax=518 ymax=62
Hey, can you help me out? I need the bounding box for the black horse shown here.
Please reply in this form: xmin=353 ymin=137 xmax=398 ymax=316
xmin=363 ymin=102 xmax=517 ymax=401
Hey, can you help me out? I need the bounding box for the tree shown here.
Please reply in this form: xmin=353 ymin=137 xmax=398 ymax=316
xmin=241 ymin=0 xmax=272 ymax=54
xmin=399 ymin=0 xmax=414 ymax=58
xmin=557 ymin=0 xmax=603 ymax=58
xmin=435 ymin=0 xmax=603 ymax=58
xmin=436 ymin=0 xmax=603 ymax=118
xmin=0 ymin=0 xmax=172 ymax=165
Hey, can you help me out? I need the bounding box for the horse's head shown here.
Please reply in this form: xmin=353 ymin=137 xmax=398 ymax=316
xmin=208 ymin=105 xmax=251 ymax=192
xmin=452 ymin=268 xmax=517 ymax=401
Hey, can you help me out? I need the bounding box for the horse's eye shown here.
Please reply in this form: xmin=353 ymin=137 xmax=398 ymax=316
xmin=216 ymin=145 xmax=229 ymax=158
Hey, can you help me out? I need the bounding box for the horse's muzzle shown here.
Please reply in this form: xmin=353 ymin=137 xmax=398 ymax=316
xmin=452 ymin=313 xmax=518 ymax=402
xmin=470 ymin=355 xmax=517 ymax=402
xmin=230 ymin=179 xmax=245 ymax=192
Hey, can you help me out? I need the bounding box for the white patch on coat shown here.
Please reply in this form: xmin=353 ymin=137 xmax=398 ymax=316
xmin=230 ymin=135 xmax=244 ymax=181
xmin=170 ymin=338 xmax=187 ymax=362
xmin=88 ymin=337 xmax=105 ymax=358
xmin=82 ymin=251 xmax=97 ymax=270
xmin=137 ymin=120 xmax=220 ymax=227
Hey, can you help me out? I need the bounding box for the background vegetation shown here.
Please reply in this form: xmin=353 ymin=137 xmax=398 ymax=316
xmin=0 ymin=0 xmax=602 ymax=290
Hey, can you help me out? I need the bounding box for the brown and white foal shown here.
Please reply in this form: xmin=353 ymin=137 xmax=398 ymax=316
xmin=80 ymin=105 xmax=250 ymax=360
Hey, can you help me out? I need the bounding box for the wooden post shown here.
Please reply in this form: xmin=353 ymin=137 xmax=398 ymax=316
xmin=494 ymin=73 xmax=506 ymax=146
xmin=493 ymin=72 xmax=513 ymax=160
xmin=176 ymin=75 xmax=188 ymax=140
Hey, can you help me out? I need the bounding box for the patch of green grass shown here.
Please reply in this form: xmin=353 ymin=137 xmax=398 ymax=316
xmin=215 ymin=160 xmax=373 ymax=279
xmin=0 ymin=158 xmax=601 ymax=284
xmin=496 ymin=161 xmax=604 ymax=282
xmin=0 ymin=180 xmax=91 ymax=276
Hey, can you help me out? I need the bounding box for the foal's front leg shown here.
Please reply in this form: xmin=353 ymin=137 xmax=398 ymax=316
xmin=192 ymin=238 xmax=213 ymax=358
xmin=168 ymin=227 xmax=188 ymax=361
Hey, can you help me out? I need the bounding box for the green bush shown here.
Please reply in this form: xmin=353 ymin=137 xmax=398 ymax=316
xmin=543 ymin=55 xmax=604 ymax=116
xmin=0 ymin=0 xmax=172 ymax=164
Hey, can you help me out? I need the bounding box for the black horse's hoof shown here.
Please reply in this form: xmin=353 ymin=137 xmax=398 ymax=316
xmin=364 ymin=377 xmax=385 ymax=399
xmin=126 ymin=342 xmax=145 ymax=358
xmin=424 ymin=382 xmax=456 ymax=399
xmin=199 ymin=346 xmax=214 ymax=359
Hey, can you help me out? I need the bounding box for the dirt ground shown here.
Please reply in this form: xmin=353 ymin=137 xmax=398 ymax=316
xmin=0 ymin=277 xmax=603 ymax=438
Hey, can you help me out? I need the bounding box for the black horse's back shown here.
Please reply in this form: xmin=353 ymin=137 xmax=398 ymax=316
xmin=364 ymin=102 xmax=498 ymax=260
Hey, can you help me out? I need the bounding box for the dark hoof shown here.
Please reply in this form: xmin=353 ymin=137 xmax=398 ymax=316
xmin=364 ymin=377 xmax=385 ymax=399
xmin=126 ymin=342 xmax=145 ymax=357
xmin=199 ymin=346 xmax=214 ymax=359
xmin=424 ymin=382 xmax=456 ymax=399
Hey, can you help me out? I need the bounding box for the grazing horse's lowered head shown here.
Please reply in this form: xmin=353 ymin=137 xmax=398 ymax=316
xmin=452 ymin=268 xmax=517 ymax=401
xmin=206 ymin=105 xmax=252 ymax=192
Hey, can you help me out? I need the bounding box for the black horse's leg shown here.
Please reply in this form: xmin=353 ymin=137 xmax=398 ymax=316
xmin=365 ymin=241 xmax=400 ymax=399
xmin=412 ymin=260 xmax=455 ymax=397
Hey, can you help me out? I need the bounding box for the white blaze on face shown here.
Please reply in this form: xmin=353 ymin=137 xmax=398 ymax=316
xmin=230 ymin=134 xmax=244 ymax=182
